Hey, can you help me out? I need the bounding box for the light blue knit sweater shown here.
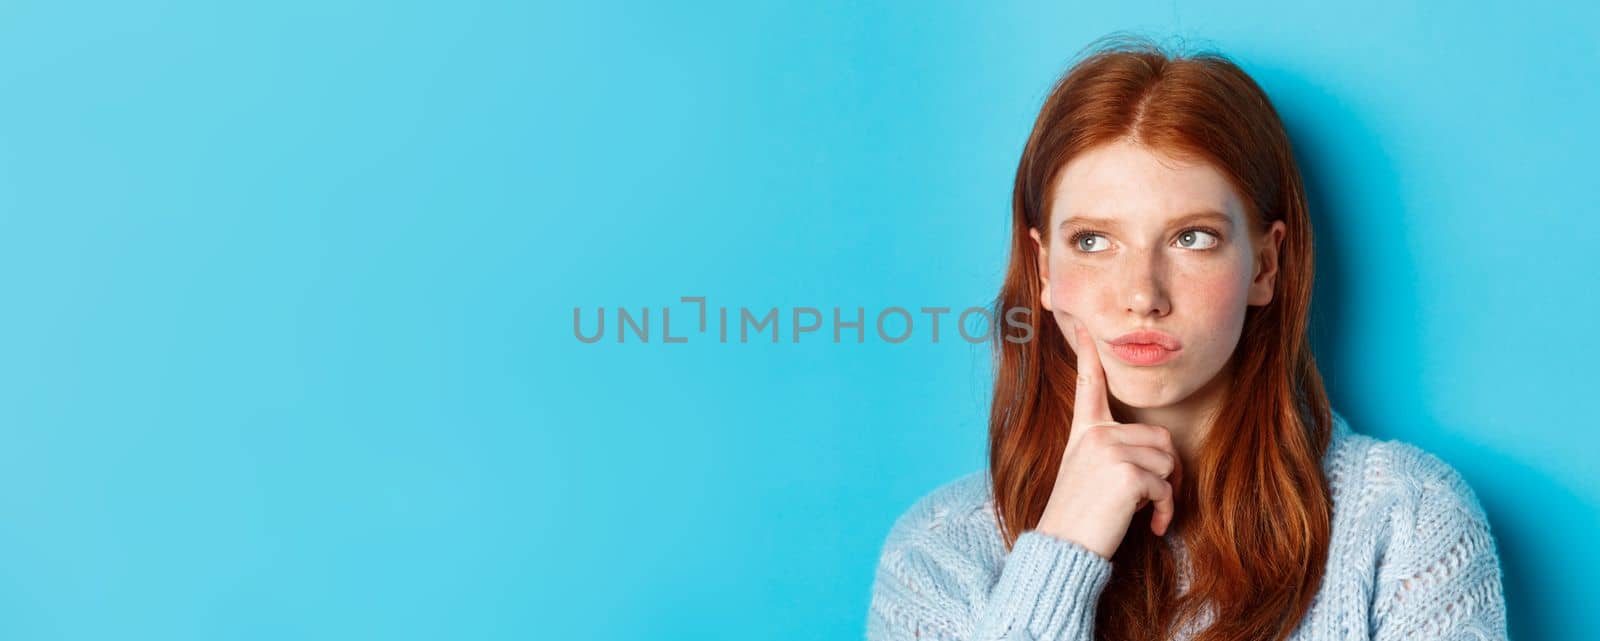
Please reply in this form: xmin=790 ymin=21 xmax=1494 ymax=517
xmin=866 ymin=411 xmax=1508 ymax=641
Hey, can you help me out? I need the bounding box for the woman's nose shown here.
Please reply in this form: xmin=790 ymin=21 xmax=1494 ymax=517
xmin=1117 ymin=249 xmax=1171 ymax=317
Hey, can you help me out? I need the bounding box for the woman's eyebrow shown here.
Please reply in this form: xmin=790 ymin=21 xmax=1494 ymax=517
xmin=1058 ymin=210 xmax=1234 ymax=232
xmin=1170 ymin=210 xmax=1234 ymax=229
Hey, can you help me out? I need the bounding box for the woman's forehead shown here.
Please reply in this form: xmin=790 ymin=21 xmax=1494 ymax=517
xmin=1047 ymin=141 xmax=1246 ymax=228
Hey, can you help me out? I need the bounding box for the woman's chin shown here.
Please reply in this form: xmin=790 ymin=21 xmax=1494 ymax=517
xmin=1106 ymin=378 xmax=1186 ymax=410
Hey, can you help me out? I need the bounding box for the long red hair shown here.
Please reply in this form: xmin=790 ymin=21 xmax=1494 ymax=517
xmin=987 ymin=34 xmax=1335 ymax=641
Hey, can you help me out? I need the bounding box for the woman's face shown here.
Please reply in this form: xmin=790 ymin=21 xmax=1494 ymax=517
xmin=1029 ymin=139 xmax=1286 ymax=411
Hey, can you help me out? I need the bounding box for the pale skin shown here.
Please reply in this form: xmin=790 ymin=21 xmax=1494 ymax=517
xmin=1027 ymin=138 xmax=1287 ymax=559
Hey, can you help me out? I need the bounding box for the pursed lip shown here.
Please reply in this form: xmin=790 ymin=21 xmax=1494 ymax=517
xmin=1109 ymin=329 xmax=1182 ymax=351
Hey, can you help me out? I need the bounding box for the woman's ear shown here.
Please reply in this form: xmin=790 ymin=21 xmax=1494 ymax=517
xmin=1248 ymin=220 xmax=1288 ymax=306
xmin=1028 ymin=227 xmax=1053 ymax=311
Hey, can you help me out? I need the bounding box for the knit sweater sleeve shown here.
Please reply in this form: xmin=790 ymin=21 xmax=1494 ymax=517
xmin=866 ymin=487 xmax=1112 ymax=641
xmin=1369 ymin=449 xmax=1509 ymax=640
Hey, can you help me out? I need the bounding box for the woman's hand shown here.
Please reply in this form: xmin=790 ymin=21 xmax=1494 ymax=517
xmin=1035 ymin=319 xmax=1184 ymax=560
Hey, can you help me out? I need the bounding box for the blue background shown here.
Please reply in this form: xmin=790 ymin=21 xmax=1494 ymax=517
xmin=1 ymin=1 xmax=1594 ymax=639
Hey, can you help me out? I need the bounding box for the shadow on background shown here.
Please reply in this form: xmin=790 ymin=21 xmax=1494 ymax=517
xmin=1276 ymin=66 xmax=1573 ymax=641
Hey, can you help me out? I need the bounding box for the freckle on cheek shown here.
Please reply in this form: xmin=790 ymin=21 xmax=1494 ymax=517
xmin=1190 ymin=279 xmax=1249 ymax=309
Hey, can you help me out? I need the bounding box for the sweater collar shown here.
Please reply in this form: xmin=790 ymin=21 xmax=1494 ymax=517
xmin=1331 ymin=408 xmax=1352 ymax=437
xmin=1324 ymin=407 xmax=1354 ymax=471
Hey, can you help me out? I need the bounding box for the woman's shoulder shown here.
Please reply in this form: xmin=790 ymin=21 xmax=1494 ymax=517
xmin=1329 ymin=410 xmax=1491 ymax=519
xmin=867 ymin=471 xmax=1015 ymax=640
xmin=1329 ymin=411 xmax=1502 ymax=583
xmin=877 ymin=469 xmax=1000 ymax=558
xmin=1328 ymin=413 xmax=1509 ymax=636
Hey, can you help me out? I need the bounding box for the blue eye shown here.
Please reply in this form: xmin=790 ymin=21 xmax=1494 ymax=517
xmin=1066 ymin=227 xmax=1224 ymax=253
xmin=1176 ymin=228 xmax=1222 ymax=249
xmin=1070 ymin=231 xmax=1109 ymax=253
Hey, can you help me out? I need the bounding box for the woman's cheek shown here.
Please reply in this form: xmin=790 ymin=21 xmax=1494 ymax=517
xmin=1053 ymin=262 xmax=1100 ymax=308
xmin=1050 ymin=263 xmax=1100 ymax=346
xmin=1181 ymin=269 xmax=1251 ymax=331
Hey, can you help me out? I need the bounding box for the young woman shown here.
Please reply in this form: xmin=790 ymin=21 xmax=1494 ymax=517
xmin=866 ymin=35 xmax=1508 ymax=641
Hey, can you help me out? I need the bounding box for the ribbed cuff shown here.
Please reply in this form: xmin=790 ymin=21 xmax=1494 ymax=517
xmin=974 ymin=530 xmax=1113 ymax=641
